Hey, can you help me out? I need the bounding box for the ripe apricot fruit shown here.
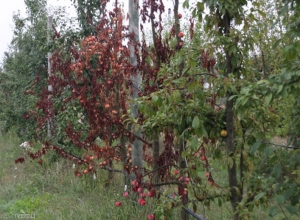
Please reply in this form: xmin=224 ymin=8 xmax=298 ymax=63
xmin=221 ymin=129 xmax=227 ymax=137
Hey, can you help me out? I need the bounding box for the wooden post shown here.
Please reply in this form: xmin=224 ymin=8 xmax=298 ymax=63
xmin=47 ymin=16 xmax=53 ymax=138
xmin=129 ymin=0 xmax=143 ymax=174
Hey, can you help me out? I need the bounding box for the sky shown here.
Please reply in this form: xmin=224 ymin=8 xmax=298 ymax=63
xmin=0 ymin=1 xmax=25 ymax=63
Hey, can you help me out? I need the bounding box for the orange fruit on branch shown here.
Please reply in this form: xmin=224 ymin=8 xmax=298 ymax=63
xmin=220 ymin=129 xmax=227 ymax=137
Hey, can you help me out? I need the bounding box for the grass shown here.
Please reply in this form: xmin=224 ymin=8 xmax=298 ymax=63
xmin=0 ymin=131 xmax=157 ymax=220
xmin=0 ymin=131 xmax=298 ymax=220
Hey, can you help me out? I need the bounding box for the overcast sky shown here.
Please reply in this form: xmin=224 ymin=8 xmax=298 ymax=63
xmin=0 ymin=1 xmax=25 ymax=63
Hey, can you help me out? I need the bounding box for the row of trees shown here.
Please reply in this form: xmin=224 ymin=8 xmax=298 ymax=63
xmin=1 ymin=0 xmax=300 ymax=219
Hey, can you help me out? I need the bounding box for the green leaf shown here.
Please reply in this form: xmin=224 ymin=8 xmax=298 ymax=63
xmin=228 ymin=95 xmax=237 ymax=101
xmin=264 ymin=146 xmax=274 ymax=157
xmin=171 ymin=90 xmax=181 ymax=103
xmin=192 ymin=116 xmax=200 ymax=129
xmin=189 ymin=59 xmax=196 ymax=68
xmin=250 ymin=141 xmax=261 ymax=155
xmin=200 ymin=126 xmax=208 ymax=137
xmin=275 ymin=194 xmax=285 ymax=205
xmin=291 ymin=195 xmax=300 ymax=206
xmin=252 ymin=1 xmax=260 ymax=7
xmin=285 ymin=205 xmax=299 ymax=215
xmin=181 ymin=150 xmax=188 ymax=158
xmin=269 ymin=155 xmax=281 ymax=166
xmin=248 ymin=13 xmax=255 ymax=22
xmin=151 ymin=93 xmax=158 ymax=103
xmin=227 ymin=157 xmax=234 ymax=169
xmin=271 ymin=163 xmax=282 ymax=179
xmin=265 ymin=92 xmax=272 ymax=106
xmin=273 ymin=39 xmax=281 ymax=49
xmin=281 ymin=87 xmax=288 ymax=98
xmin=237 ymin=108 xmax=246 ymax=120
xmin=195 ymin=88 xmax=204 ymax=100
xmin=276 ymin=85 xmax=283 ymax=95
xmin=218 ymin=198 xmax=222 ymax=207
xmin=190 ymin=137 xmax=198 ymax=150
xmin=257 ymin=10 xmax=266 ymax=18
xmin=269 ymin=206 xmax=278 ymax=217
xmin=134 ymin=123 xmax=140 ymax=131
xmin=196 ymin=2 xmax=204 ymax=11
xmin=283 ymin=187 xmax=295 ymax=200
xmin=176 ymin=56 xmax=184 ymax=65
xmin=257 ymin=79 xmax=269 ymax=85
xmin=254 ymin=192 xmax=266 ymax=201
xmin=285 ymin=45 xmax=298 ymax=60
xmin=183 ymin=0 xmax=189 ymax=8
xmin=274 ymin=181 xmax=283 ymax=194
xmin=166 ymin=202 xmax=173 ymax=210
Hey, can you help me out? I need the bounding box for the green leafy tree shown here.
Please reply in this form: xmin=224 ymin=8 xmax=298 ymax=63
xmin=0 ymin=0 xmax=48 ymax=138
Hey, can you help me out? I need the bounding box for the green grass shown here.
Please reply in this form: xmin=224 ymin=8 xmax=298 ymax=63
xmin=0 ymin=131 xmax=158 ymax=220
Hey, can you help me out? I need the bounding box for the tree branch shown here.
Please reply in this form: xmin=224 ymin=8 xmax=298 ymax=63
xmin=262 ymin=140 xmax=299 ymax=149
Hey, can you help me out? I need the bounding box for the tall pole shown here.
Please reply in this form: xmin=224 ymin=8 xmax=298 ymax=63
xmin=223 ymin=10 xmax=241 ymax=220
xmin=47 ymin=16 xmax=53 ymax=138
xmin=174 ymin=0 xmax=188 ymax=218
xmin=129 ymin=0 xmax=143 ymax=174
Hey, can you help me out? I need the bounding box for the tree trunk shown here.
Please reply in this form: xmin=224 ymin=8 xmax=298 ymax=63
xmin=224 ymin=10 xmax=242 ymax=220
xmin=152 ymin=131 xmax=160 ymax=184
xmin=178 ymin=139 xmax=189 ymax=220
xmin=225 ymin=99 xmax=240 ymax=220
xmin=174 ymin=0 xmax=188 ymax=218
xmin=129 ymin=0 xmax=143 ymax=174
